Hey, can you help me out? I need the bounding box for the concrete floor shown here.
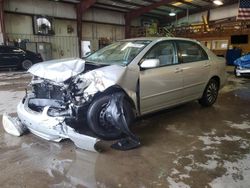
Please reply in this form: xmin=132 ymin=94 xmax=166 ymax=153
xmin=0 ymin=70 xmax=250 ymax=188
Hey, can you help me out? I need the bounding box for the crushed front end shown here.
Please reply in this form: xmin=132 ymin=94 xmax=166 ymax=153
xmin=15 ymin=58 xmax=102 ymax=151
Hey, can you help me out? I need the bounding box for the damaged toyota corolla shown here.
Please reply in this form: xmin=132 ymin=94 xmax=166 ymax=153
xmin=3 ymin=37 xmax=227 ymax=151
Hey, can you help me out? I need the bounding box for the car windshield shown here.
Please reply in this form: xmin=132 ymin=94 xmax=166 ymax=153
xmin=85 ymin=40 xmax=151 ymax=66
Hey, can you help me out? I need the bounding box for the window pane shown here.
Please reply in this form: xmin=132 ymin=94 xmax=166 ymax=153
xmin=145 ymin=41 xmax=176 ymax=66
xmin=86 ymin=40 xmax=151 ymax=66
xmin=177 ymin=41 xmax=208 ymax=63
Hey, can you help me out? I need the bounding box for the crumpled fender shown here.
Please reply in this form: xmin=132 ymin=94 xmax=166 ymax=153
xmin=75 ymin=65 xmax=139 ymax=112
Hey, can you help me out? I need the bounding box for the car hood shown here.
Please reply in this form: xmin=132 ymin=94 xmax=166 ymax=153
xmin=28 ymin=58 xmax=86 ymax=82
xmin=234 ymin=54 xmax=250 ymax=68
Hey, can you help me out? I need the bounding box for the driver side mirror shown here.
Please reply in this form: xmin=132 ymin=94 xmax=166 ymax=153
xmin=140 ymin=59 xmax=160 ymax=69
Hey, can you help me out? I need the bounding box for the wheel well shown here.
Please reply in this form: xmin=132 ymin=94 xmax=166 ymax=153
xmin=22 ymin=59 xmax=32 ymax=63
xmin=210 ymin=76 xmax=220 ymax=88
xmin=20 ymin=59 xmax=32 ymax=66
xmin=92 ymin=85 xmax=136 ymax=109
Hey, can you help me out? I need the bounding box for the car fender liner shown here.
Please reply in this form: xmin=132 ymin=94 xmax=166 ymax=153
xmin=104 ymin=92 xmax=141 ymax=150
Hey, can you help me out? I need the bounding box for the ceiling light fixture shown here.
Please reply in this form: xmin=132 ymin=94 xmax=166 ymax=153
xmin=213 ymin=0 xmax=223 ymax=6
xmin=169 ymin=12 xmax=176 ymax=16
xmin=172 ymin=2 xmax=182 ymax=6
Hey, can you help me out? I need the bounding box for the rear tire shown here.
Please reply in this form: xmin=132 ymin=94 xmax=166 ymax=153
xmin=199 ymin=78 xmax=219 ymax=107
xmin=87 ymin=94 xmax=134 ymax=140
xmin=21 ymin=59 xmax=33 ymax=70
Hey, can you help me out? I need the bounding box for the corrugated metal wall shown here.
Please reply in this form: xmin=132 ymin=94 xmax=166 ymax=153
xmin=4 ymin=0 xmax=126 ymax=59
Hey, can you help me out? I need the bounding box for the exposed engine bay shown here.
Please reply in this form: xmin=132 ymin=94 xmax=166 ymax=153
xmin=27 ymin=59 xmax=108 ymax=119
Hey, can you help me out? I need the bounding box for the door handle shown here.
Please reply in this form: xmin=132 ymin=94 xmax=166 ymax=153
xmin=175 ymin=68 xmax=183 ymax=73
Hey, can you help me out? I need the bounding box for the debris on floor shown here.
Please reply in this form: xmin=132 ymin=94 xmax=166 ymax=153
xmin=2 ymin=113 xmax=27 ymax=136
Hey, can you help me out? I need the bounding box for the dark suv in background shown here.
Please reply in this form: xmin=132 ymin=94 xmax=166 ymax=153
xmin=0 ymin=45 xmax=43 ymax=70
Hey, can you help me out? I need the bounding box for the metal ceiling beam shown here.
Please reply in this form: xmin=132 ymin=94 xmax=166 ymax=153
xmin=93 ymin=5 xmax=128 ymax=13
xmin=0 ymin=0 xmax=5 ymax=44
xmin=143 ymin=0 xmax=190 ymax=11
xmin=125 ymin=0 xmax=176 ymax=20
xmin=96 ymin=1 xmax=169 ymax=15
xmin=161 ymin=4 xmax=186 ymax=11
xmin=162 ymin=0 xmax=239 ymax=23
xmin=76 ymin=0 xmax=96 ymax=57
xmin=79 ymin=0 xmax=96 ymax=11
xmin=178 ymin=0 xmax=201 ymax=8
xmin=109 ymin=0 xmax=174 ymax=15
xmin=108 ymin=0 xmax=146 ymax=8
xmin=95 ymin=2 xmax=131 ymax=11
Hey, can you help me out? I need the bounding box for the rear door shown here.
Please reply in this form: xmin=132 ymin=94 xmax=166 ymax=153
xmin=176 ymin=40 xmax=210 ymax=101
xmin=139 ymin=41 xmax=184 ymax=114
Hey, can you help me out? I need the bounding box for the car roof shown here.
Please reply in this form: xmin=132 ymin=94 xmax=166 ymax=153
xmin=120 ymin=37 xmax=199 ymax=43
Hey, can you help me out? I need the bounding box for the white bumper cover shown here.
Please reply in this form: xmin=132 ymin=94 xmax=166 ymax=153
xmin=16 ymin=98 xmax=100 ymax=152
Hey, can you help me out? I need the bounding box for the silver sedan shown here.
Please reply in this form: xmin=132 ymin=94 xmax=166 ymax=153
xmin=16 ymin=37 xmax=227 ymax=141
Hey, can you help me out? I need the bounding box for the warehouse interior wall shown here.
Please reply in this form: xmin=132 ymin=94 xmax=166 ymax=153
xmin=4 ymin=0 xmax=126 ymax=59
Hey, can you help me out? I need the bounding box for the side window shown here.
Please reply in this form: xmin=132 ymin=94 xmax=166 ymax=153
xmin=177 ymin=41 xmax=208 ymax=63
xmin=1 ymin=47 xmax=12 ymax=53
xmin=144 ymin=41 xmax=176 ymax=66
xmin=2 ymin=47 xmax=19 ymax=53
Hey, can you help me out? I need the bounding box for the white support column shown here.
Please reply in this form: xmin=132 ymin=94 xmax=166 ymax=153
xmin=0 ymin=0 xmax=4 ymax=44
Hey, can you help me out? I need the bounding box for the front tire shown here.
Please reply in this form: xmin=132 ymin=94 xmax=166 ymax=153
xmin=21 ymin=59 xmax=33 ymax=70
xmin=87 ymin=94 xmax=134 ymax=140
xmin=199 ymin=78 xmax=219 ymax=107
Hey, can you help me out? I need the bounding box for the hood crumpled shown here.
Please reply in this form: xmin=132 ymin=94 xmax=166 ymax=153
xmin=28 ymin=58 xmax=85 ymax=83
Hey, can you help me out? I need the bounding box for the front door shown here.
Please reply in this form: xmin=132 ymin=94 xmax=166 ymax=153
xmin=139 ymin=41 xmax=184 ymax=115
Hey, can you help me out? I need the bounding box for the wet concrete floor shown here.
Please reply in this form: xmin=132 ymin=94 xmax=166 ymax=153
xmin=0 ymin=70 xmax=250 ymax=188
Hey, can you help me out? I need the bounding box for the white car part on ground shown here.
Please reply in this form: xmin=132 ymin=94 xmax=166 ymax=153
xmin=2 ymin=113 xmax=27 ymax=136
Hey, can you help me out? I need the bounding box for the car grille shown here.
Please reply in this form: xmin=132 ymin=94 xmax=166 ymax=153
xmin=33 ymin=83 xmax=64 ymax=101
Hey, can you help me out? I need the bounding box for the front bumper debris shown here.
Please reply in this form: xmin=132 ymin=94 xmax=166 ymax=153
xmin=105 ymin=93 xmax=141 ymax=150
xmin=2 ymin=97 xmax=100 ymax=152
xmin=3 ymin=93 xmax=141 ymax=152
xmin=2 ymin=113 xmax=27 ymax=136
